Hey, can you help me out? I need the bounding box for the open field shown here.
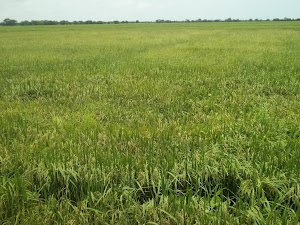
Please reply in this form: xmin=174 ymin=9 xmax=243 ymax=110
xmin=0 ymin=22 xmax=300 ymax=224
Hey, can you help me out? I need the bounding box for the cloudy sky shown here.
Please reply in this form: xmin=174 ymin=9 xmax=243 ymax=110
xmin=0 ymin=0 xmax=299 ymax=22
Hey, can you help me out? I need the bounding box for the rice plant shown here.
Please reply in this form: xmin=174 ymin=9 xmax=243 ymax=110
xmin=0 ymin=22 xmax=300 ymax=224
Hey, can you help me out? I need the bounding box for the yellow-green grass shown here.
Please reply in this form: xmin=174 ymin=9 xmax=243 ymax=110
xmin=0 ymin=22 xmax=300 ymax=224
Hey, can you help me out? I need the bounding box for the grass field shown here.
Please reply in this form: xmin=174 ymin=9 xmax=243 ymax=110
xmin=0 ymin=22 xmax=300 ymax=224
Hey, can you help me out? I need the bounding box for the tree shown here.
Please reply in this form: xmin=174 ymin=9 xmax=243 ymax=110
xmin=59 ymin=20 xmax=69 ymax=25
xmin=31 ymin=20 xmax=41 ymax=25
xmin=2 ymin=18 xmax=17 ymax=26
xmin=20 ymin=20 xmax=32 ymax=26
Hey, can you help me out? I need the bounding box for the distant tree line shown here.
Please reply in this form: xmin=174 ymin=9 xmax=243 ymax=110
xmin=1 ymin=17 xmax=300 ymax=26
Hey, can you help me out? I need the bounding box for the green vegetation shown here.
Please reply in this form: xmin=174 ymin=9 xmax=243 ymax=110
xmin=2 ymin=17 xmax=300 ymax=26
xmin=0 ymin=22 xmax=300 ymax=224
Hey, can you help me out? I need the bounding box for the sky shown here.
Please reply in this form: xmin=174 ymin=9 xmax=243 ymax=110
xmin=0 ymin=0 xmax=299 ymax=22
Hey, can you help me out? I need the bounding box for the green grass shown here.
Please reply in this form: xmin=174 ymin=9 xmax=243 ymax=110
xmin=0 ymin=22 xmax=300 ymax=224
